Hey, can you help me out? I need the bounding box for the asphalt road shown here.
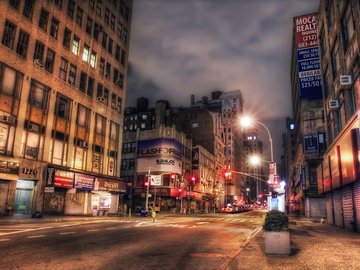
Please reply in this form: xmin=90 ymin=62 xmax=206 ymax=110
xmin=0 ymin=210 xmax=265 ymax=270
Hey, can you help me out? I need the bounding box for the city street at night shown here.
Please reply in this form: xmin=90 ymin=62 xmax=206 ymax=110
xmin=0 ymin=211 xmax=264 ymax=270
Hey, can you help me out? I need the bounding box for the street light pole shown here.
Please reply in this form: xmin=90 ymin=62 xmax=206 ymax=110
xmin=255 ymin=121 xmax=274 ymax=162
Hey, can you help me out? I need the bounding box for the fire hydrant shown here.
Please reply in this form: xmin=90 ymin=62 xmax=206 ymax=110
xmin=151 ymin=209 xmax=156 ymax=222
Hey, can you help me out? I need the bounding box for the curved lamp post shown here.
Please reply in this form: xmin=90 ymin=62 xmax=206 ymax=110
xmin=239 ymin=116 xmax=274 ymax=162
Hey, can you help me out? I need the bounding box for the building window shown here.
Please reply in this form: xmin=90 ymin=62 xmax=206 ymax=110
xmin=2 ymin=20 xmax=16 ymax=49
xmin=122 ymin=28 xmax=128 ymax=44
xmin=95 ymin=114 xmax=106 ymax=135
xmin=72 ymin=35 xmax=80 ymax=55
xmin=0 ymin=64 xmax=22 ymax=97
xmin=9 ymin=0 xmax=20 ymax=10
xmin=327 ymin=2 xmax=333 ymax=30
xmin=16 ymin=30 xmax=29 ymax=58
xmin=23 ymin=0 xmax=35 ymax=19
xmin=79 ymin=72 xmax=87 ymax=92
xmin=89 ymin=0 xmax=95 ymax=9
xmin=120 ymin=50 xmax=126 ymax=65
xmin=106 ymin=63 xmax=111 ymax=79
xmin=67 ymin=0 xmax=76 ymax=19
xmin=63 ymin=28 xmax=71 ymax=49
xmin=29 ymin=80 xmax=49 ymax=110
xmin=86 ymin=17 xmax=93 ymax=35
xmin=104 ymin=88 xmax=109 ymax=105
xmin=50 ymin=17 xmax=59 ymax=39
xmin=105 ymin=8 xmax=110 ymax=24
xmin=59 ymin=57 xmax=68 ymax=81
xmin=87 ymin=76 xmax=94 ymax=97
xmin=38 ymin=8 xmax=49 ymax=31
xmin=99 ymin=58 xmax=105 ymax=75
xmin=96 ymin=0 xmax=102 ymax=16
xmin=68 ymin=64 xmax=77 ymax=85
xmin=108 ymin=38 xmax=113 ymax=54
xmin=102 ymin=32 xmax=107 ymax=49
xmin=115 ymin=45 xmax=121 ymax=61
xmin=97 ymin=83 xmax=103 ymax=100
xmin=117 ymin=96 xmax=122 ymax=112
xmin=110 ymin=14 xmax=115 ymax=31
xmin=82 ymin=44 xmax=90 ymax=62
xmin=118 ymin=73 xmax=124 ymax=89
xmin=45 ymin=49 xmax=55 ymax=73
xmin=94 ymin=23 xmax=101 ymax=41
xmin=330 ymin=40 xmax=340 ymax=79
xmin=33 ymin=41 xmax=45 ymax=62
xmin=54 ymin=0 xmax=62 ymax=8
xmin=117 ymin=21 xmax=122 ymax=39
xmin=341 ymin=2 xmax=355 ymax=51
xmin=90 ymin=51 xmax=97 ymax=68
xmin=76 ymin=7 xmax=83 ymax=26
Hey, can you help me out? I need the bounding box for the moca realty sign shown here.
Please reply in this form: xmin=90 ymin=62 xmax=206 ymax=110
xmin=137 ymin=138 xmax=182 ymax=174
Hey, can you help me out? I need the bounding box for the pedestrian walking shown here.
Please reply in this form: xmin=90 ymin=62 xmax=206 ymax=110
xmin=152 ymin=209 xmax=156 ymax=222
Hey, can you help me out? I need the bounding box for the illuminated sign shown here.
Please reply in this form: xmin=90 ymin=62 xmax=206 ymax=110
xmin=74 ymin=173 xmax=94 ymax=190
xmin=294 ymin=13 xmax=322 ymax=100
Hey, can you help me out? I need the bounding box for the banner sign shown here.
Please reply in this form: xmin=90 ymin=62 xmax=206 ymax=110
xmin=95 ymin=178 xmax=126 ymax=192
xmin=294 ymin=13 xmax=322 ymax=100
xmin=304 ymin=134 xmax=319 ymax=157
xmin=137 ymin=138 xmax=182 ymax=174
xmin=192 ymin=148 xmax=199 ymax=170
xmin=74 ymin=173 xmax=94 ymax=190
xmin=54 ymin=170 xmax=74 ymax=188
xmin=150 ymin=175 xmax=161 ymax=186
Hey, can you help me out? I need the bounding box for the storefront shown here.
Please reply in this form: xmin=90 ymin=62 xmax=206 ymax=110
xmin=92 ymin=177 xmax=126 ymax=215
xmin=0 ymin=160 xmax=19 ymax=216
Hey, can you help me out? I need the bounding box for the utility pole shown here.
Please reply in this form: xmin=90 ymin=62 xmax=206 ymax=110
xmin=145 ymin=167 xmax=151 ymax=210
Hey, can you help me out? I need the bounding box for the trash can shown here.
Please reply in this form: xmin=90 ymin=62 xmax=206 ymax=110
xmin=92 ymin=206 xmax=98 ymax=217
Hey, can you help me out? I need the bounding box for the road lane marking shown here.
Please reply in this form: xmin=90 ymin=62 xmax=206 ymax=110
xmin=27 ymin=235 xmax=46 ymax=239
xmin=0 ymin=239 xmax=10 ymax=241
xmin=196 ymin=222 xmax=209 ymax=225
xmin=59 ymin=232 xmax=75 ymax=235
xmin=87 ymin=229 xmax=99 ymax=232
xmin=105 ymin=227 xmax=117 ymax=230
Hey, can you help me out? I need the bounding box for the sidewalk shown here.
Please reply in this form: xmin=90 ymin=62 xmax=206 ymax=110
xmin=227 ymin=217 xmax=360 ymax=270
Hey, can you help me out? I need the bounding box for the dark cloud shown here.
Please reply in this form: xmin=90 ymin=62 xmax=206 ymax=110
xmin=126 ymin=0 xmax=320 ymax=161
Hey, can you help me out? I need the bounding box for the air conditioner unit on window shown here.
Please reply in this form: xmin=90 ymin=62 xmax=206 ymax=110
xmin=79 ymin=141 xmax=88 ymax=148
xmin=96 ymin=97 xmax=105 ymax=103
xmin=339 ymin=75 xmax=352 ymax=89
xmin=28 ymin=123 xmax=40 ymax=132
xmin=328 ymin=99 xmax=339 ymax=110
xmin=0 ymin=115 xmax=15 ymax=124
xmin=34 ymin=59 xmax=43 ymax=67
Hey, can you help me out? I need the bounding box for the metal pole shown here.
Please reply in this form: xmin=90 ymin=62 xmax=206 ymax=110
xmin=145 ymin=167 xmax=151 ymax=211
xmin=257 ymin=121 xmax=273 ymax=162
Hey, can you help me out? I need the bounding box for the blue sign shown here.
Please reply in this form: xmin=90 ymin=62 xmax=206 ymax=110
xmin=304 ymin=134 xmax=319 ymax=157
xmin=297 ymin=47 xmax=322 ymax=100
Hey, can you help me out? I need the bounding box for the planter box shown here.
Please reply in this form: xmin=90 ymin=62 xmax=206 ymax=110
xmin=264 ymin=231 xmax=290 ymax=255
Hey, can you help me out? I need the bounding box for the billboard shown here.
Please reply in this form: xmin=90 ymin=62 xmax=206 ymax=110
xmin=137 ymin=138 xmax=182 ymax=174
xmin=294 ymin=13 xmax=322 ymax=100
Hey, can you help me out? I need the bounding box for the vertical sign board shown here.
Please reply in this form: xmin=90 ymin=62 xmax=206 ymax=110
xmin=294 ymin=13 xmax=322 ymax=100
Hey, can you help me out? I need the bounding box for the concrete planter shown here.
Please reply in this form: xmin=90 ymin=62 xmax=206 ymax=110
xmin=264 ymin=231 xmax=290 ymax=255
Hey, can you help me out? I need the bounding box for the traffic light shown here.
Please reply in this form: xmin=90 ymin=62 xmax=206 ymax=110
xmin=144 ymin=180 xmax=149 ymax=187
xmin=178 ymin=188 xmax=182 ymax=193
xmin=171 ymin=174 xmax=176 ymax=180
xmin=190 ymin=176 xmax=196 ymax=184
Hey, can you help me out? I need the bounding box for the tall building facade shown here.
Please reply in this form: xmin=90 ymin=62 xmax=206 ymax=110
xmin=288 ymin=12 xmax=327 ymax=218
xmin=0 ymin=0 xmax=132 ymax=216
xmin=191 ymin=90 xmax=246 ymax=202
xmin=315 ymin=0 xmax=360 ymax=231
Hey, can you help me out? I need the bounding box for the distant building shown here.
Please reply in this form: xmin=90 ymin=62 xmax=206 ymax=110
xmin=0 ymin=0 xmax=132 ymax=216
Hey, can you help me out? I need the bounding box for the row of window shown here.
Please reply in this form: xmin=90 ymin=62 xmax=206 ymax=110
xmin=2 ymin=21 xmax=123 ymax=113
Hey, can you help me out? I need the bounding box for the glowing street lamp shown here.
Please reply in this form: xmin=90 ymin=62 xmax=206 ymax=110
xmin=239 ymin=116 xmax=274 ymax=162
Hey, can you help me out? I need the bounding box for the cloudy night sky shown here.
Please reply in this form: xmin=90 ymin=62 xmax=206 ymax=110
xmin=126 ymin=0 xmax=320 ymax=162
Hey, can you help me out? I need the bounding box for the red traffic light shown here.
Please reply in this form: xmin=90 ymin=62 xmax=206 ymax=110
xmin=144 ymin=181 xmax=149 ymax=187
xmin=171 ymin=174 xmax=176 ymax=180
xmin=178 ymin=188 xmax=182 ymax=193
xmin=191 ymin=176 xmax=196 ymax=182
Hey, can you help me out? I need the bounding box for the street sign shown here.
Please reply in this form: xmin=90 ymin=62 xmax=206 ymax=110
xmin=150 ymin=175 xmax=161 ymax=186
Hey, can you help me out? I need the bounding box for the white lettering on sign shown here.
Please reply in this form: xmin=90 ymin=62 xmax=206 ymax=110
xmin=295 ymin=15 xmax=316 ymax=32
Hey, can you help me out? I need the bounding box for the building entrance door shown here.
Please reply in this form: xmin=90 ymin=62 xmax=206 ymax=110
xmin=14 ymin=180 xmax=34 ymax=214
